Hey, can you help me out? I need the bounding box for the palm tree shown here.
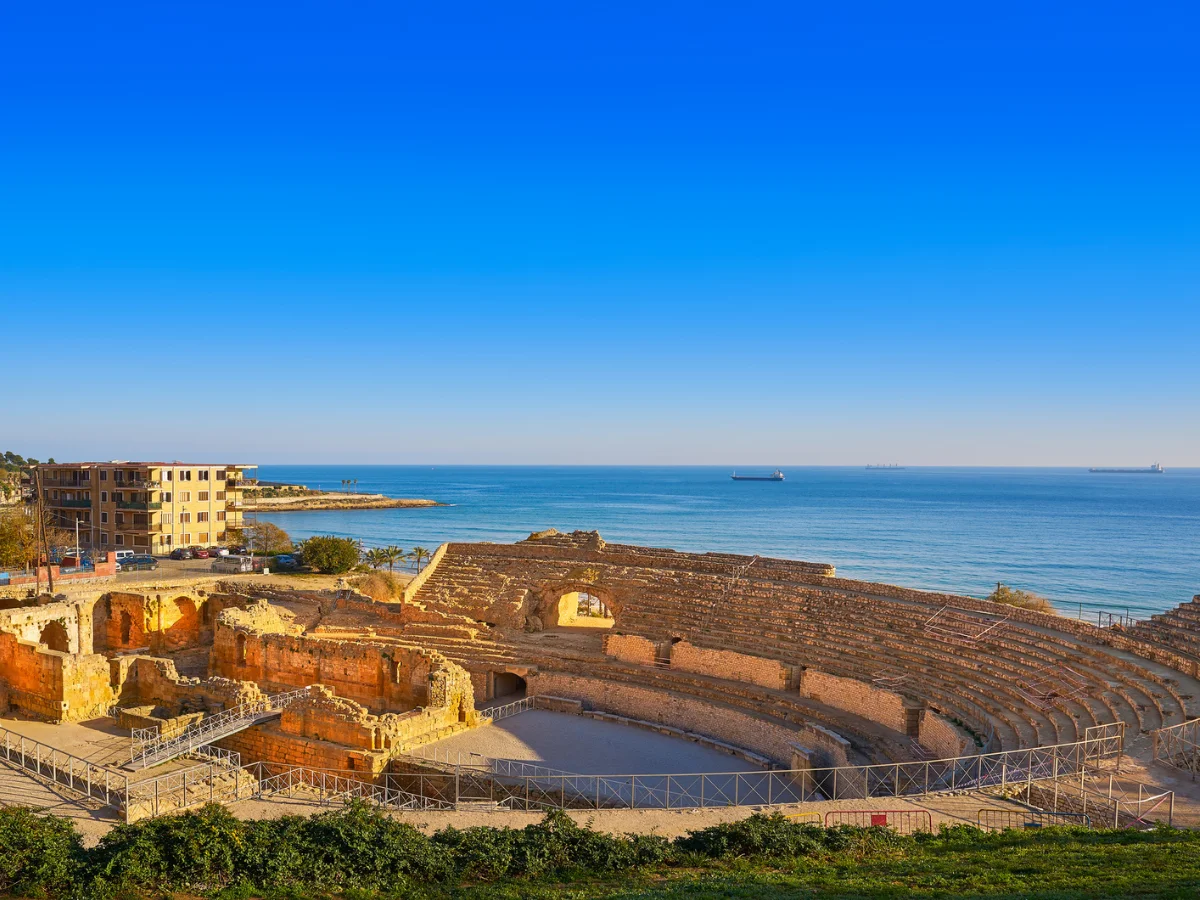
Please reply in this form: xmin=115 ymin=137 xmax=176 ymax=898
xmin=352 ymin=478 xmax=358 ymax=494
xmin=364 ymin=548 xmax=388 ymax=569
xmin=409 ymin=546 xmax=431 ymax=573
xmin=382 ymin=545 xmax=405 ymax=573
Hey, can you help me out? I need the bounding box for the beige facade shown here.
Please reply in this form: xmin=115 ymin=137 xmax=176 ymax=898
xmin=35 ymin=461 xmax=255 ymax=554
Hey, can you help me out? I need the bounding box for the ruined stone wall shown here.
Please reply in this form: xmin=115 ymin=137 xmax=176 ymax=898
xmin=216 ymin=726 xmax=383 ymax=774
xmin=0 ymin=600 xmax=84 ymax=654
xmin=527 ymin=671 xmax=850 ymax=767
xmin=116 ymin=656 xmax=264 ymax=713
xmin=801 ymin=670 xmax=909 ymax=735
xmin=604 ymin=634 xmax=658 ymax=666
xmin=671 ymin=641 xmax=796 ymax=691
xmin=920 ymin=710 xmax=970 ymax=758
xmin=100 ymin=590 xmax=227 ymax=654
xmin=0 ymin=631 xmax=116 ymax=722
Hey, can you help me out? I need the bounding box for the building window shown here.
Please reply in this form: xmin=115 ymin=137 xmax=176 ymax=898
xmin=198 ymin=491 xmax=209 ymax=501
xmin=182 ymin=533 xmax=191 ymax=544
xmin=197 ymin=512 xmax=209 ymax=522
xmin=216 ymin=470 xmax=226 ymax=480
xmin=182 ymin=470 xmax=191 ymax=481
xmin=134 ymin=536 xmax=147 ymax=547
xmin=216 ymin=532 xmax=226 ymax=542
xmin=100 ymin=534 xmax=109 ymax=545
xmin=162 ymin=512 xmax=172 ymax=524
xmin=215 ymin=490 xmax=225 ymax=501
xmin=199 ymin=532 xmax=209 ymax=542
xmin=101 ymin=512 xmax=108 ymax=524
xmin=179 ymin=492 xmax=190 ymax=502
xmin=163 ymin=491 xmax=172 ymax=502
xmin=180 ymin=512 xmax=191 ymax=523
xmin=116 ymin=512 xmax=124 ymax=524
xmin=114 ymin=491 xmax=123 ymax=502
xmin=165 ymin=470 xmax=172 ymax=481
xmin=115 ymin=534 xmax=124 ymax=545
xmin=81 ymin=471 xmax=91 ymax=482
xmin=100 ymin=491 xmax=108 ymax=502
xmin=52 ymin=490 xmax=59 ymax=500
xmin=100 ymin=470 xmax=108 ymax=481
xmin=199 ymin=470 xmax=209 ymax=481
xmin=216 ymin=511 xmax=226 ymax=521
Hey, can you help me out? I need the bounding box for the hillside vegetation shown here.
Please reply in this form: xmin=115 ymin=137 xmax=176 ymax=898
xmin=1 ymin=803 xmax=1198 ymax=898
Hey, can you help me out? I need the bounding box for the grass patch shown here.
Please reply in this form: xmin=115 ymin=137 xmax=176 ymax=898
xmin=1 ymin=805 xmax=1198 ymax=898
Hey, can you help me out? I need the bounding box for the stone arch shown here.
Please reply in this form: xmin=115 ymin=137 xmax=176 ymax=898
xmin=236 ymin=632 xmax=248 ymax=666
xmin=537 ymin=581 xmax=620 ymax=629
xmin=492 ymin=671 xmax=527 ymax=699
xmin=39 ymin=619 xmax=70 ymax=653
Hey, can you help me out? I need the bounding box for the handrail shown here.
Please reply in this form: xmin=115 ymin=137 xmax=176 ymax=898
xmin=130 ymin=687 xmax=314 ymax=768
xmin=0 ymin=724 xmax=128 ymax=809
xmin=390 ymin=722 xmax=1127 ymax=811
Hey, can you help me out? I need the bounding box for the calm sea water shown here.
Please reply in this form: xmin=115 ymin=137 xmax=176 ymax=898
xmin=255 ymin=466 xmax=1200 ymax=620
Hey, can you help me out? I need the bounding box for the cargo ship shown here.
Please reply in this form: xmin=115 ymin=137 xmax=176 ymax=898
xmin=1088 ymin=463 xmax=1165 ymax=474
xmin=731 ymin=469 xmax=785 ymax=481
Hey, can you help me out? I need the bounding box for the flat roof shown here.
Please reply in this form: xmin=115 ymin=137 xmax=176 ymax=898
xmin=36 ymin=462 xmax=257 ymax=468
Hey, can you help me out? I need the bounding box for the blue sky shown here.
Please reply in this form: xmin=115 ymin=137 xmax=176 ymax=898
xmin=2 ymin=1 xmax=1198 ymax=465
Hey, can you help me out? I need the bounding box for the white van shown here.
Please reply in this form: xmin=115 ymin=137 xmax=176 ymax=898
xmin=114 ymin=550 xmax=136 ymax=567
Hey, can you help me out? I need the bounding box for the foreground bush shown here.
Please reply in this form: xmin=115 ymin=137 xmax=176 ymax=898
xmin=299 ymin=534 xmax=361 ymax=574
xmin=352 ymin=570 xmax=404 ymax=601
xmin=3 ymin=804 xmax=1200 ymax=898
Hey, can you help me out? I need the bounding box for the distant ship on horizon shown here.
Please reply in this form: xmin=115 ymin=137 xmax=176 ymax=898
xmin=731 ymin=469 xmax=785 ymax=481
xmin=1089 ymin=463 xmax=1165 ymax=474
xmin=866 ymin=464 xmax=905 ymax=470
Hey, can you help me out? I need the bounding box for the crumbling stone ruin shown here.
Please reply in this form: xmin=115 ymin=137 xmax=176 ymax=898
xmin=2 ymin=528 xmax=1199 ymax=815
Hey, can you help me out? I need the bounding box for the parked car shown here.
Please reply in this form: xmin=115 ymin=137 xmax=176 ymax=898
xmin=192 ymin=548 xmax=211 ymax=559
xmin=114 ymin=550 xmax=136 ymax=563
xmin=209 ymin=547 xmax=230 ymax=557
xmin=273 ymin=554 xmax=299 ymax=570
xmin=169 ymin=548 xmax=194 ymax=560
xmin=120 ymin=555 xmax=158 ymax=572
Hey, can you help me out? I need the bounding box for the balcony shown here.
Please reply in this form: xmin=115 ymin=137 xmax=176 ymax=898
xmin=57 ymin=499 xmax=93 ymax=508
xmin=116 ymin=501 xmax=163 ymax=511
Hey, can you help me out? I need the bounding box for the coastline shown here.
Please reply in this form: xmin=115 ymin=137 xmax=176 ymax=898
xmin=242 ymin=493 xmax=445 ymax=512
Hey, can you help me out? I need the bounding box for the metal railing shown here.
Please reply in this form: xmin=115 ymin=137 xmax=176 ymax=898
xmin=825 ymin=809 xmax=933 ymax=833
xmin=0 ymin=725 xmax=128 ymax=810
xmin=1152 ymin=717 xmax=1200 ymax=779
xmin=389 ymin=723 xmax=1127 ymax=812
xmin=978 ymin=808 xmax=1092 ymax=830
xmin=484 ymin=696 xmax=536 ymax=721
xmin=129 ymin=687 xmax=314 ymax=768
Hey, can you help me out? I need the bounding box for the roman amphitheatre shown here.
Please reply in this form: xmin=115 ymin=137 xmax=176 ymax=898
xmin=3 ymin=528 xmax=1199 ymax=836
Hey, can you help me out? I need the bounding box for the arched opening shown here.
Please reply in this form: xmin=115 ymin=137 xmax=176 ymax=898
xmin=119 ymin=610 xmax=133 ymax=645
xmin=492 ymin=671 xmax=526 ymax=700
xmin=545 ymin=589 xmax=615 ymax=629
xmin=165 ymin=597 xmax=200 ymax=649
xmin=236 ymin=632 xmax=248 ymax=666
xmin=39 ymin=620 xmax=70 ymax=653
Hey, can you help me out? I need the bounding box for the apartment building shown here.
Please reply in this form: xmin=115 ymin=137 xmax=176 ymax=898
xmin=34 ymin=461 xmax=256 ymax=554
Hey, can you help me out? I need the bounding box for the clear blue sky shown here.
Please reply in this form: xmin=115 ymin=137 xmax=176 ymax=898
xmin=3 ymin=2 xmax=1198 ymax=465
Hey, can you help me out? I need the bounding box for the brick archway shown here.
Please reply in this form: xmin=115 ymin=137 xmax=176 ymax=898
xmin=39 ymin=620 xmax=70 ymax=653
xmin=536 ymin=581 xmax=621 ymax=629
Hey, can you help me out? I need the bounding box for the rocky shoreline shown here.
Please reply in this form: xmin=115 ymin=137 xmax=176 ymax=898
xmin=242 ymin=493 xmax=445 ymax=512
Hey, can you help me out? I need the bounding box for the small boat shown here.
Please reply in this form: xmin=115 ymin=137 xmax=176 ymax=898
xmin=732 ymin=469 xmax=785 ymax=481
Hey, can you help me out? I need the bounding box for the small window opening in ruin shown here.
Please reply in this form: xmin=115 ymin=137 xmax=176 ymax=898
xmin=39 ymin=619 xmax=70 ymax=653
xmin=347 ymin=757 xmax=356 ymax=771
xmin=119 ymin=610 xmax=133 ymax=644
xmin=236 ymin=633 xmax=247 ymax=665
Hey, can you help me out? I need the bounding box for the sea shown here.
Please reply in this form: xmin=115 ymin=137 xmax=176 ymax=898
xmin=254 ymin=466 xmax=1200 ymax=621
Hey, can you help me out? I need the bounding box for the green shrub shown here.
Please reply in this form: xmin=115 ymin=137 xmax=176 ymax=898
xmin=89 ymin=803 xmax=242 ymax=895
xmin=0 ymin=806 xmax=83 ymax=898
xmin=676 ymin=812 xmax=828 ymax=858
xmin=300 ymin=535 xmax=361 ymax=574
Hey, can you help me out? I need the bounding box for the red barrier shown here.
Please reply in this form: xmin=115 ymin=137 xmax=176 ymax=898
xmin=824 ymin=809 xmax=933 ymax=833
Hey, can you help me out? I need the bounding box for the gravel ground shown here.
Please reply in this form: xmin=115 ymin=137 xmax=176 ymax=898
xmin=418 ymin=710 xmax=764 ymax=775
